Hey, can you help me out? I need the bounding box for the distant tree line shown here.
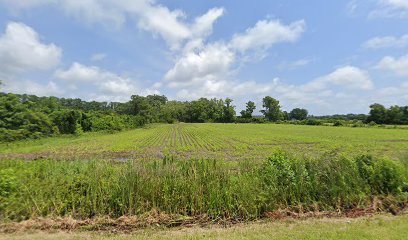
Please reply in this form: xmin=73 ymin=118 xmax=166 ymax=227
xmin=1 ymin=85 xmax=407 ymax=142
xmin=366 ymin=103 xmax=408 ymax=125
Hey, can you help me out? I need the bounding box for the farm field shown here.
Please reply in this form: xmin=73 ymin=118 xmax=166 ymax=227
xmin=1 ymin=123 xmax=407 ymax=161
xmin=1 ymin=123 xmax=407 ymax=236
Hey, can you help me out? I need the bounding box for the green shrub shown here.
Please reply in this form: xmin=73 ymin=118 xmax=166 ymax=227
xmin=304 ymin=119 xmax=322 ymax=126
xmin=0 ymin=153 xmax=406 ymax=221
xmin=355 ymin=155 xmax=405 ymax=194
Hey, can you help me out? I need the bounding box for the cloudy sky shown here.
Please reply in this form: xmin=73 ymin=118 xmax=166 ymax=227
xmin=0 ymin=0 xmax=407 ymax=115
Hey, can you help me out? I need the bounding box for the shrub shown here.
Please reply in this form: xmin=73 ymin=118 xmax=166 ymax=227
xmin=304 ymin=119 xmax=322 ymax=126
xmin=252 ymin=118 xmax=266 ymax=124
xmin=355 ymin=155 xmax=404 ymax=194
xmin=51 ymin=110 xmax=83 ymax=134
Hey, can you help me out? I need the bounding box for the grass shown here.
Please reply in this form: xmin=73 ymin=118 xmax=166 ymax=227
xmin=2 ymin=214 xmax=408 ymax=239
xmin=1 ymin=151 xmax=406 ymax=221
xmin=1 ymin=123 xmax=408 ymax=161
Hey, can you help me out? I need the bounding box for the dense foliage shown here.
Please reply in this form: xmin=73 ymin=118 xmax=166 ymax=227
xmin=0 ymin=151 xmax=406 ymax=221
xmin=367 ymin=103 xmax=408 ymax=125
xmin=0 ymin=93 xmax=144 ymax=142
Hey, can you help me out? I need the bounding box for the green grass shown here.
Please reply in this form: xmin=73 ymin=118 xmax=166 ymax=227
xmin=2 ymin=215 xmax=408 ymax=240
xmin=1 ymin=151 xmax=406 ymax=221
xmin=1 ymin=123 xmax=407 ymax=161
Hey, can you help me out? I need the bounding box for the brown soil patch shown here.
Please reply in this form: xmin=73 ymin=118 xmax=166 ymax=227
xmin=2 ymin=204 xmax=407 ymax=234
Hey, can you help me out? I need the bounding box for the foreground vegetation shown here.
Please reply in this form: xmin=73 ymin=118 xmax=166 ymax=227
xmin=1 ymin=150 xmax=407 ymax=221
xmin=2 ymin=215 xmax=408 ymax=240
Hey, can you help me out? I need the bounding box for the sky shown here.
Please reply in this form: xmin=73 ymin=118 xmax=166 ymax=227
xmin=0 ymin=0 xmax=407 ymax=115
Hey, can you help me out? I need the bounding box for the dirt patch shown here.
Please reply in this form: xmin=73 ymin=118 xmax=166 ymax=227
xmin=0 ymin=152 xmax=52 ymax=160
xmin=2 ymin=204 xmax=407 ymax=234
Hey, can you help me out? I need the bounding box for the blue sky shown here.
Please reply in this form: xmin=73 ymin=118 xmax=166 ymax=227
xmin=0 ymin=0 xmax=407 ymax=115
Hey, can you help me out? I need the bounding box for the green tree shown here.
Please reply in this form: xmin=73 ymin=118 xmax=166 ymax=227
xmin=385 ymin=106 xmax=403 ymax=124
xmin=289 ymin=108 xmax=308 ymax=120
xmin=367 ymin=103 xmax=387 ymax=124
xmin=240 ymin=101 xmax=256 ymax=119
xmin=260 ymin=96 xmax=282 ymax=121
xmin=223 ymin=98 xmax=236 ymax=123
xmin=50 ymin=110 xmax=83 ymax=134
xmin=129 ymin=95 xmax=152 ymax=123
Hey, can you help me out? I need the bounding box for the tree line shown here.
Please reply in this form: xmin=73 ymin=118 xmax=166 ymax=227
xmin=1 ymin=87 xmax=407 ymax=142
xmin=367 ymin=103 xmax=408 ymax=125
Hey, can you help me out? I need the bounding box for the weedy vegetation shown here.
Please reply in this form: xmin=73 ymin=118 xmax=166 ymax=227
xmin=0 ymin=149 xmax=407 ymax=222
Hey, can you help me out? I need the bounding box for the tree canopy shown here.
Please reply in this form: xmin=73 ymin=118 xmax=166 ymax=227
xmin=260 ymin=96 xmax=282 ymax=121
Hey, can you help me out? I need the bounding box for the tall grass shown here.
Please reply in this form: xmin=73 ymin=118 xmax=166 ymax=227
xmin=0 ymin=152 xmax=407 ymax=221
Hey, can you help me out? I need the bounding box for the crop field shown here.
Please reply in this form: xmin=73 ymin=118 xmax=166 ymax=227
xmin=1 ymin=123 xmax=407 ymax=161
xmin=1 ymin=123 xmax=408 ymax=238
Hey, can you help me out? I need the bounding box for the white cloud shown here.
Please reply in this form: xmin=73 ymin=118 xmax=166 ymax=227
xmin=229 ymin=20 xmax=305 ymax=52
xmin=2 ymin=80 xmax=63 ymax=96
xmin=0 ymin=1 xmax=224 ymax=50
xmin=376 ymin=54 xmax=408 ymax=76
xmin=165 ymin=43 xmax=235 ymax=88
xmin=369 ymin=0 xmax=408 ymax=18
xmin=382 ymin=0 xmax=408 ymax=9
xmin=54 ymin=62 xmax=141 ymax=101
xmin=164 ymin=19 xmax=306 ymax=99
xmin=363 ymin=34 xmax=408 ymax=49
xmin=0 ymin=22 xmax=62 ymax=77
xmin=170 ymin=64 xmax=375 ymax=115
xmin=191 ymin=8 xmax=224 ymax=39
xmin=304 ymin=66 xmax=373 ymax=91
xmin=0 ymin=0 xmax=55 ymax=9
xmin=91 ymin=53 xmax=107 ymax=61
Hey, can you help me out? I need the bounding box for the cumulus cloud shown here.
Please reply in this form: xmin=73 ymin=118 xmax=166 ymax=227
xmin=54 ymin=62 xmax=142 ymax=101
xmin=2 ymin=80 xmax=63 ymax=96
xmin=165 ymin=43 xmax=235 ymax=88
xmin=164 ymin=19 xmax=306 ymax=99
xmin=376 ymin=54 xmax=408 ymax=76
xmin=304 ymin=66 xmax=373 ymax=91
xmin=229 ymin=20 xmax=305 ymax=52
xmin=376 ymin=81 xmax=408 ymax=102
xmin=369 ymin=0 xmax=408 ymax=18
xmin=0 ymin=1 xmax=224 ymax=50
xmin=171 ymin=64 xmax=374 ymax=115
xmin=363 ymin=34 xmax=408 ymax=49
xmin=0 ymin=22 xmax=62 ymax=77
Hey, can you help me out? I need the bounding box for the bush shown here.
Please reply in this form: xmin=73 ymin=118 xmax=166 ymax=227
xmin=51 ymin=110 xmax=83 ymax=134
xmin=368 ymin=121 xmax=377 ymax=127
xmin=354 ymin=155 xmax=404 ymax=194
xmin=304 ymin=119 xmax=322 ymax=126
xmin=252 ymin=118 xmax=266 ymax=124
